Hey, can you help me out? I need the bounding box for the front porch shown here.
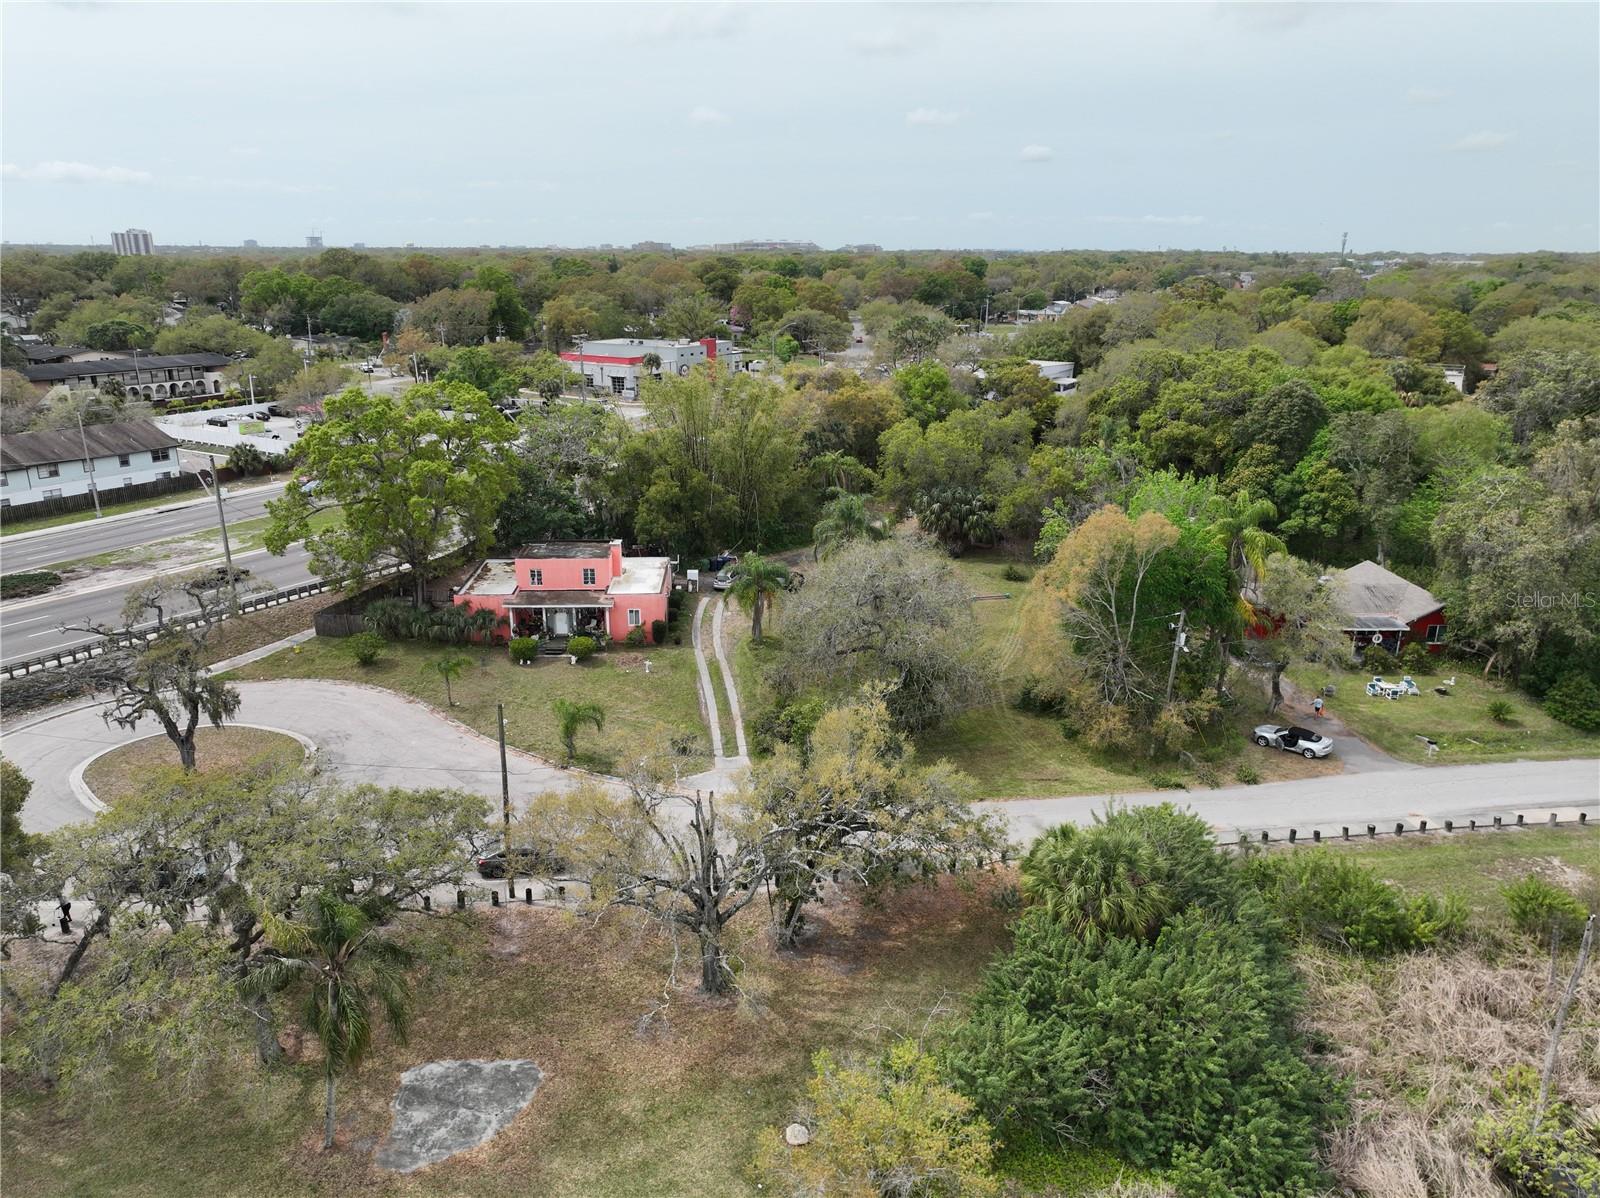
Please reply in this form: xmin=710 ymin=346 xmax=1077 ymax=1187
xmin=504 ymin=589 xmax=611 ymax=643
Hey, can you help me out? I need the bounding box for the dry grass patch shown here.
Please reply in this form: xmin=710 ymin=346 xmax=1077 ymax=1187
xmin=1301 ymin=942 xmax=1599 ymax=1197
xmin=1 ymin=877 xmax=1012 ymax=1198
xmin=81 ymin=725 xmax=305 ymax=803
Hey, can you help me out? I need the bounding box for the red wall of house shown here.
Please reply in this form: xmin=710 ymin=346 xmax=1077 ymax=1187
xmin=1408 ymin=609 xmax=1446 ymax=652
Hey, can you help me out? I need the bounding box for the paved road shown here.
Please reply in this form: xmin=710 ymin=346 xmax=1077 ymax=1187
xmin=0 ymin=541 xmax=318 ymax=667
xmin=6 ymin=679 xmax=593 ymax=834
xmin=8 ymin=677 xmax=1593 ymax=842
xmin=0 ymin=481 xmax=287 ymax=573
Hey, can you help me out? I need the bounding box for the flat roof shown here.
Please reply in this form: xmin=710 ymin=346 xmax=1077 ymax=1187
xmin=607 ymin=557 xmax=670 ymax=596
xmin=511 ymin=541 xmax=614 ymax=559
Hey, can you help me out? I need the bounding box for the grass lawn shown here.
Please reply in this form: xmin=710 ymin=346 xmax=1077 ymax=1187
xmin=1306 ymin=825 xmax=1599 ymax=921
xmin=228 ymin=634 xmax=713 ymax=774
xmin=0 ymin=878 xmax=1013 ymax=1198
xmin=83 ymin=726 xmax=306 ymax=803
xmin=1287 ymin=662 xmax=1600 ymax=765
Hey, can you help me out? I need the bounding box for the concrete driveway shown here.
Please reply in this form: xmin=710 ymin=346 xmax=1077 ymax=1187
xmin=6 ymin=679 xmax=594 ymax=834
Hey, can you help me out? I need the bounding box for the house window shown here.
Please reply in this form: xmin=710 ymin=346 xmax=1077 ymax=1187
xmin=627 ymin=608 xmax=642 ymax=627
xmin=529 ymin=569 xmax=543 ymax=586
xmin=156 ymin=472 xmax=172 ymax=481
xmin=582 ymin=568 xmax=597 ymax=586
xmin=122 ymin=477 xmax=134 ymax=488
xmin=37 ymin=463 xmax=59 ymax=479
xmin=1426 ymin=623 xmax=1444 ymax=645
xmin=42 ymin=488 xmax=62 ymax=499
xmin=118 ymin=454 xmax=132 ymax=467
xmin=150 ymin=448 xmax=171 ymax=463
xmin=611 ymin=376 xmax=625 ymax=394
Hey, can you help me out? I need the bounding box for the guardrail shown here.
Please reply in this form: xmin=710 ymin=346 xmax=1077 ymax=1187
xmin=0 ymin=575 xmax=354 ymax=681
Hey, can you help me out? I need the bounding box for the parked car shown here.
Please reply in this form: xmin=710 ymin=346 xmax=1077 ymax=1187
xmin=712 ymin=568 xmax=735 ymax=591
xmin=1253 ymin=724 xmax=1334 ymax=759
xmin=205 ymin=415 xmax=230 ymax=427
xmin=475 ymin=847 xmax=564 ymax=879
xmin=359 ymin=363 xmax=375 ymax=373
xmin=707 ymin=552 xmax=739 ymax=573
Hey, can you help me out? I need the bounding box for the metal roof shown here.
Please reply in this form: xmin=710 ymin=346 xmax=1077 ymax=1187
xmin=0 ymin=421 xmax=180 ymax=470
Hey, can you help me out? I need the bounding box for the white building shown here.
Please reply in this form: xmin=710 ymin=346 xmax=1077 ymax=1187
xmin=1030 ymin=360 xmax=1078 ymax=394
xmin=111 ymin=228 xmax=154 ymax=256
xmin=1 ymin=422 xmax=181 ymax=509
xmin=22 ymin=352 xmax=231 ymax=403
xmin=559 ymin=337 xmax=747 ymax=398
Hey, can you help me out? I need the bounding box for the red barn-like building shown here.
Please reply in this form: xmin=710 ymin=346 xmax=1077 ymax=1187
xmin=1334 ymin=560 xmax=1446 ymax=654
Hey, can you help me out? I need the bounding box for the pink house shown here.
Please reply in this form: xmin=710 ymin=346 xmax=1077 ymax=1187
xmin=454 ymin=540 xmax=672 ymax=644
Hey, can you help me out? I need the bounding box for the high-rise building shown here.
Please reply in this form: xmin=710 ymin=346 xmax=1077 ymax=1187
xmin=111 ymin=228 xmax=154 ymax=255
xmin=242 ymin=239 xmax=259 ymax=248
xmin=306 ymin=234 xmax=323 ymax=249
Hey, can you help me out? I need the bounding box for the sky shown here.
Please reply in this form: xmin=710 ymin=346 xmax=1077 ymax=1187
xmin=2 ymin=2 xmax=1597 ymax=254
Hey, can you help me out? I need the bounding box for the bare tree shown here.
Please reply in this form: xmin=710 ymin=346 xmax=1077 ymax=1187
xmin=65 ymin=572 xmax=242 ymax=771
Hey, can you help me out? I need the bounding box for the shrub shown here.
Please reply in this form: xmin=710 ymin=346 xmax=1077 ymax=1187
xmin=1000 ymin=562 xmax=1034 ymax=583
xmin=1245 ymin=850 xmax=1467 ymax=955
xmin=750 ymin=695 xmax=827 ymax=756
xmin=1542 ymin=672 xmax=1600 ymax=732
xmin=623 ymin=626 xmax=646 ymax=647
xmin=567 ymin=635 xmax=596 ymax=661
xmin=754 ymin=1042 xmax=1000 ymax=1198
xmin=363 ymin=596 xmax=421 ymax=639
xmin=1487 ymin=698 xmax=1515 ymax=724
xmin=650 ymin=618 xmax=667 ymax=644
xmin=508 ymin=636 xmax=540 ymax=664
xmin=345 ymin=631 xmax=385 ymax=667
xmin=1501 ymin=875 xmax=1589 ymax=945
xmin=1015 ymin=677 xmax=1065 ymax=716
xmin=1398 ymin=641 xmax=1434 ymax=676
xmin=1362 ymin=643 xmax=1398 ymax=674
xmin=1234 ymin=761 xmax=1262 ymax=785
xmin=1192 ymin=762 xmax=1222 ymax=789
xmin=1474 ymin=1067 xmax=1600 ymax=1198
xmin=0 ymin=571 xmax=62 ymax=599
xmin=947 ymin=908 xmax=1337 ymax=1197
xmin=1146 ymin=771 xmax=1187 ymax=791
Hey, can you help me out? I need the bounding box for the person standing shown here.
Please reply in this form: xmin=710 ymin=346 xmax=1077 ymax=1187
xmin=1312 ymin=695 xmax=1325 ymax=718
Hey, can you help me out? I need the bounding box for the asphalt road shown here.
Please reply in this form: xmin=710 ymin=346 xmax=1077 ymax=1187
xmin=0 ymin=481 xmax=286 ymax=573
xmin=0 ymin=540 xmax=318 ymax=667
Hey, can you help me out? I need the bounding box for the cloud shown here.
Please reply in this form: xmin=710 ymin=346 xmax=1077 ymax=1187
xmin=1095 ymin=214 xmax=1206 ymax=226
xmin=689 ymin=105 xmax=731 ymax=125
xmin=1450 ymin=130 xmax=1513 ymax=152
xmin=906 ymin=107 xmax=959 ymax=126
xmin=1406 ymin=85 xmax=1449 ymax=104
xmin=850 ymin=27 xmax=924 ymax=55
xmin=1019 ymin=144 xmax=1054 ymax=162
xmin=2 ymin=160 xmax=152 ymax=184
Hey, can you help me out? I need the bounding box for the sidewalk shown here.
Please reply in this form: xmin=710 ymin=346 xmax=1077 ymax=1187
xmin=0 ymin=478 xmax=287 ymax=545
xmin=683 ymin=594 xmax=750 ymax=795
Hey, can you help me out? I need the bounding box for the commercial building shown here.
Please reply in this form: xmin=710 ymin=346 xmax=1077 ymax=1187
xmin=111 ymin=228 xmax=154 ymax=256
xmin=22 ymin=352 xmax=231 ymax=402
xmin=0 ymin=421 xmax=181 ymax=509
xmin=559 ymin=337 xmax=746 ymax=398
xmin=454 ymin=540 xmax=672 ymax=645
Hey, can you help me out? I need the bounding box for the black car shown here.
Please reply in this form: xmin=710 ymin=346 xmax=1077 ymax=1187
xmin=475 ymin=848 xmax=564 ymax=879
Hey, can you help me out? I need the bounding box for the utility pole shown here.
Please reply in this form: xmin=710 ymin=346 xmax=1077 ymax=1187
xmin=206 ymin=452 xmax=240 ymax=615
xmin=246 ymin=374 xmax=257 ymax=406
xmin=497 ymin=702 xmax=515 ymax=899
xmin=1164 ymin=610 xmax=1188 ymax=704
xmin=75 ymin=405 xmax=102 ymax=518
xmin=1340 ymin=232 xmax=1349 ymax=264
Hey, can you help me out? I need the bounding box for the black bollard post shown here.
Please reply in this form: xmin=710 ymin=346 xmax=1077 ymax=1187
xmin=1288 ymin=829 xmax=1297 ymax=844
xmin=1419 ymin=820 xmax=1428 ymax=833
xmin=557 ymin=884 xmax=566 ymax=898
xmin=1396 ymin=822 xmax=1405 ymax=835
xmin=491 ymin=890 xmax=500 ymax=907
xmin=1516 ymin=813 xmax=1525 ymax=827
xmin=1494 ymin=816 xmax=1502 ymax=829
xmin=1470 ymin=819 xmax=1478 ymax=831
xmin=457 ymin=888 xmax=466 ymax=910
xmin=1367 ymin=824 xmax=1376 ymax=838
xmin=59 ymin=916 xmax=72 ymax=935
xmin=1313 ymin=829 xmax=1322 ymax=843
xmin=1582 ymin=812 xmax=1589 ymax=826
xmin=422 ymin=894 xmax=431 ymax=912
xmin=1444 ymin=820 xmax=1453 ymax=833
xmin=1549 ymin=813 xmax=1558 ymax=827
xmin=524 ymin=888 xmax=533 ymax=904
xmin=1342 ymin=826 xmax=1350 ymax=841
xmin=1260 ymin=830 xmax=1270 ymax=843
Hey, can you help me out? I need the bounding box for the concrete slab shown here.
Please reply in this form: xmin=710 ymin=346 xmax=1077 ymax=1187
xmin=374 ymin=1058 xmax=543 ymax=1173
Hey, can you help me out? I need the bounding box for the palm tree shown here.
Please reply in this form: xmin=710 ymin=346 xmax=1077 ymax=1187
xmin=243 ymin=891 xmax=414 ymax=1149
xmin=812 ymin=492 xmax=883 ymax=560
xmin=914 ymin=486 xmax=997 ymax=556
xmin=464 ymin=607 xmax=505 ymax=652
xmin=552 ymin=698 xmax=605 ymax=763
xmin=728 ymin=554 xmax=791 ymax=643
xmin=809 ymin=451 xmax=873 ymax=495
xmin=431 ymin=653 xmax=470 ymax=707
xmin=1019 ymin=824 xmax=1172 ymax=939
xmin=1210 ymin=490 xmax=1286 ymax=599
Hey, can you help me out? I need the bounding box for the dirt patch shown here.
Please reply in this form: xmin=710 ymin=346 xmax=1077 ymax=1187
xmin=82 ymin=725 xmax=305 ymax=803
xmin=202 ymin=590 xmax=344 ymax=665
